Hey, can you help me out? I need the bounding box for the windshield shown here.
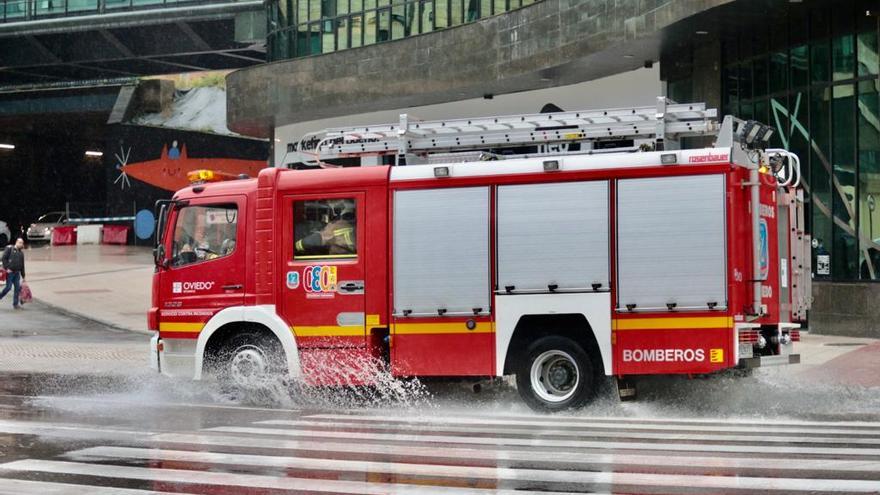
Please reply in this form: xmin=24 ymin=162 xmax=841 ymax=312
xmin=36 ymin=213 xmax=64 ymax=223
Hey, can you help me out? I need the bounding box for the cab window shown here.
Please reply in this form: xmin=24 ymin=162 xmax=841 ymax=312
xmin=294 ymin=199 xmax=357 ymax=260
xmin=171 ymin=204 xmax=238 ymax=267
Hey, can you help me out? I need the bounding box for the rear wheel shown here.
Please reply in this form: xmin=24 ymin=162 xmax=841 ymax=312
xmin=515 ymin=335 xmax=595 ymax=412
xmin=214 ymin=331 xmax=287 ymax=394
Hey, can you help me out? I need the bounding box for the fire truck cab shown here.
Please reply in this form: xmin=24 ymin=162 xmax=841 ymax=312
xmin=149 ymin=99 xmax=810 ymax=411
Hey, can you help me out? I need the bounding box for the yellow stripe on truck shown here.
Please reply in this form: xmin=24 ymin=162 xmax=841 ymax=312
xmin=292 ymin=326 xmax=365 ymax=337
xmin=613 ymin=316 xmax=733 ymax=331
xmin=158 ymin=322 xmax=205 ymax=333
xmin=392 ymin=322 xmax=495 ymax=335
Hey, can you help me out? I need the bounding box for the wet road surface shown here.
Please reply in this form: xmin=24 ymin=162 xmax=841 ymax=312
xmin=1 ymin=367 xmax=880 ymax=495
xmin=2 ymin=306 xmax=880 ymax=493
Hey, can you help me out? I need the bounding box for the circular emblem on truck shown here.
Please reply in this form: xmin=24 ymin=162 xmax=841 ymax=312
xmin=286 ymin=271 xmax=300 ymax=289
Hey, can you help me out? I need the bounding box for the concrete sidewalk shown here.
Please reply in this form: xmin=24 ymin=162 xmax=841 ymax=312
xmin=21 ymin=244 xmax=154 ymax=334
xmin=797 ymin=336 xmax=880 ymax=388
xmin=0 ymin=300 xmax=147 ymax=374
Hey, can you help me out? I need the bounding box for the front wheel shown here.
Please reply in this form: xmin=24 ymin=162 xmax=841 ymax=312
xmin=214 ymin=332 xmax=287 ymax=394
xmin=515 ymin=335 xmax=595 ymax=412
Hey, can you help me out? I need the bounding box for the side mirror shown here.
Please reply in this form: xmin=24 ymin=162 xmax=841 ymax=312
xmin=154 ymin=244 xmax=167 ymax=268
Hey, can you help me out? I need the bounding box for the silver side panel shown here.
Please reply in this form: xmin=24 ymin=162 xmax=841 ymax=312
xmin=790 ymin=188 xmax=811 ymax=320
xmin=617 ymin=174 xmax=727 ymax=311
xmin=778 ymin=193 xmax=792 ymax=322
xmin=393 ymin=187 xmax=490 ymax=316
xmin=497 ymin=181 xmax=610 ymax=291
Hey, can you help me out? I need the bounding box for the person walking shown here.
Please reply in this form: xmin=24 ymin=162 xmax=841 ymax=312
xmin=0 ymin=237 xmax=26 ymax=310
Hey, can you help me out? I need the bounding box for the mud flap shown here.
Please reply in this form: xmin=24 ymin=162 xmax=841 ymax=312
xmin=616 ymin=377 xmax=637 ymax=401
xmin=149 ymin=334 xmax=161 ymax=373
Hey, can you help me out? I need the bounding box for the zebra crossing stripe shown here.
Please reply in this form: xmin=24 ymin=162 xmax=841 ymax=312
xmin=307 ymin=409 xmax=880 ymax=430
xmin=383 ymin=412 xmax=880 ymax=429
xmin=0 ymin=420 xmax=149 ymax=441
xmin=0 ymin=460 xmax=591 ymax=495
xmin=89 ymin=434 xmax=880 ymax=475
xmin=257 ymin=419 xmax=880 ymax=445
xmin=300 ymin=414 xmax=880 ymax=436
xmin=23 ymin=394 xmax=303 ymax=414
xmin=0 ymin=477 xmax=177 ymax=495
xmin=200 ymin=425 xmax=880 ymax=457
xmin=12 ymin=449 xmax=880 ymax=494
xmin=66 ymin=439 xmax=880 ymax=477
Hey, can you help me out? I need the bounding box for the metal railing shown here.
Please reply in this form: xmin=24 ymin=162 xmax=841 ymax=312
xmin=0 ymin=76 xmax=137 ymax=93
xmin=0 ymin=0 xmax=249 ymax=23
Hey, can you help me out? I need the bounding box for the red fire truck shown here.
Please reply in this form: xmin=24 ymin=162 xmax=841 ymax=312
xmin=148 ymin=98 xmax=810 ymax=411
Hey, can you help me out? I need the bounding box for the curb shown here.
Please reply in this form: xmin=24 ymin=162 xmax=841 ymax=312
xmin=31 ymin=297 xmax=154 ymax=336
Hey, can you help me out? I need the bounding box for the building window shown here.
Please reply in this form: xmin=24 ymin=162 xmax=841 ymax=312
xmin=811 ymin=86 xmax=833 ymax=278
xmin=858 ymin=30 xmax=879 ymax=76
xmin=266 ymin=0 xmax=540 ymax=61
xmin=858 ymin=79 xmax=880 ymax=279
xmin=833 ymin=35 xmax=856 ymax=82
xmin=719 ymin=4 xmax=880 ymax=281
xmin=832 ymin=83 xmax=858 ymax=279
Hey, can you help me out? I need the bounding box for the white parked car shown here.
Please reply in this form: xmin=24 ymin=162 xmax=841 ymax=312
xmin=0 ymin=219 xmax=10 ymax=247
xmin=26 ymin=211 xmax=81 ymax=243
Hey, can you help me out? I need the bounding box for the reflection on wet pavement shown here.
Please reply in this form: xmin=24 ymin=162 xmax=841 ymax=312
xmin=0 ymin=372 xmax=878 ymax=494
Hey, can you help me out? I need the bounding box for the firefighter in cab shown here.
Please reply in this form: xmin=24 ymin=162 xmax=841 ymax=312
xmin=295 ymin=199 xmax=356 ymax=257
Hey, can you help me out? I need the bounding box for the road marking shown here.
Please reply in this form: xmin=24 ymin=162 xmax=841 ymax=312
xmin=200 ymin=425 xmax=880 ymax=457
xmin=0 ymin=460 xmax=589 ymax=495
xmin=0 ymin=419 xmax=150 ymax=440
xmin=0 ymin=394 xmax=301 ymax=414
xmin=0 ymin=478 xmax=176 ymax=495
xmin=307 ymin=412 xmax=880 ymax=429
xmin=258 ymin=419 xmax=880 ymax=444
xmin=301 ymin=413 xmax=880 ymax=436
xmin=3 ymin=411 xmax=880 ymax=495
xmin=69 ymin=443 xmax=880 ymax=475
xmin=29 ymin=449 xmax=880 ymax=494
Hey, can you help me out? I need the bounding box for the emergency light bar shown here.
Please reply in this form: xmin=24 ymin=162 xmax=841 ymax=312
xmin=187 ymin=169 xmax=240 ymax=185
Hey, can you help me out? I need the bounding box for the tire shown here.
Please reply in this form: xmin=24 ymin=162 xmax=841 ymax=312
xmin=214 ymin=331 xmax=287 ymax=394
xmin=515 ymin=335 xmax=595 ymax=412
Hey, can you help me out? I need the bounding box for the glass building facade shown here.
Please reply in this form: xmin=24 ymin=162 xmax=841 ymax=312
xmin=266 ymin=0 xmax=536 ymax=60
xmin=1 ymin=0 xmax=243 ymax=22
xmin=721 ymin=3 xmax=880 ymax=282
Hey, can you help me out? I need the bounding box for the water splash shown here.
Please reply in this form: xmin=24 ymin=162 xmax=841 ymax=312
xmin=21 ymin=349 xmax=880 ymax=422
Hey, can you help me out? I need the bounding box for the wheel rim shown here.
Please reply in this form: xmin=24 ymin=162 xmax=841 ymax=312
xmin=530 ymin=350 xmax=579 ymax=403
xmin=229 ymin=345 xmax=270 ymax=388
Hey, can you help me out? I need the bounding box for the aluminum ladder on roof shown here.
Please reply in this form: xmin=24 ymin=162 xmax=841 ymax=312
xmin=292 ymin=97 xmax=720 ymax=167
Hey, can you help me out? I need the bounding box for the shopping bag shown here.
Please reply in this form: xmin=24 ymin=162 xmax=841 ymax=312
xmin=0 ymin=270 xmax=6 ymax=283
xmin=20 ymin=281 xmax=32 ymax=304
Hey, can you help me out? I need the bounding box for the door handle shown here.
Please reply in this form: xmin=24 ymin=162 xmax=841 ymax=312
xmin=338 ymin=281 xmax=364 ymax=293
xmin=222 ymin=284 xmax=243 ymax=291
